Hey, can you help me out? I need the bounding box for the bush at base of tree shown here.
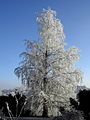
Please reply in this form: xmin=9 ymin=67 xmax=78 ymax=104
xmin=53 ymin=109 xmax=84 ymax=120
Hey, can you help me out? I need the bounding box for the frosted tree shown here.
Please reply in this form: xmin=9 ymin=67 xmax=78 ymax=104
xmin=14 ymin=9 xmax=82 ymax=116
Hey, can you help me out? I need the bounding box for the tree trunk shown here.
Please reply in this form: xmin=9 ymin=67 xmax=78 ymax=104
xmin=42 ymin=50 xmax=48 ymax=117
xmin=42 ymin=98 xmax=48 ymax=117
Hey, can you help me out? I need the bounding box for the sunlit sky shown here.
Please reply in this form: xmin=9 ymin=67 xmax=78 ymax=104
xmin=0 ymin=0 xmax=90 ymax=90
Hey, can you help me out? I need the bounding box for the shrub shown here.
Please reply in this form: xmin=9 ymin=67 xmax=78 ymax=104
xmin=53 ymin=109 xmax=84 ymax=120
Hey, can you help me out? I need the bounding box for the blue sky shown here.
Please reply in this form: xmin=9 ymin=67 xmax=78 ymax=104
xmin=0 ymin=0 xmax=90 ymax=90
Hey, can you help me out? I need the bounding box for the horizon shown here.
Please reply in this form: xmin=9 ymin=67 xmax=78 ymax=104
xmin=0 ymin=0 xmax=90 ymax=90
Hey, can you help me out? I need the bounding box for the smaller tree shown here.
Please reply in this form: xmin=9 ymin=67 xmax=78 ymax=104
xmin=0 ymin=92 xmax=32 ymax=118
xmin=70 ymin=89 xmax=90 ymax=120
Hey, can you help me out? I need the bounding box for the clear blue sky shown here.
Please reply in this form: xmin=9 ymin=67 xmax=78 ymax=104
xmin=0 ymin=0 xmax=90 ymax=90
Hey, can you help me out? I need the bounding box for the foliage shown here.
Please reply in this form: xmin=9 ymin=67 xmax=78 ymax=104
xmin=0 ymin=92 xmax=32 ymax=117
xmin=70 ymin=97 xmax=79 ymax=110
xmin=53 ymin=109 xmax=84 ymax=120
xmin=14 ymin=9 xmax=82 ymax=116
xmin=70 ymin=89 xmax=90 ymax=120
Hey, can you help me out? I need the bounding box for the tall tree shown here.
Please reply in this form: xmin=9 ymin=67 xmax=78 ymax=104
xmin=14 ymin=9 xmax=82 ymax=116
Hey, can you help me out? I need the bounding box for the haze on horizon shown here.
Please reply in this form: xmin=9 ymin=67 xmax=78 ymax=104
xmin=0 ymin=0 xmax=90 ymax=90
